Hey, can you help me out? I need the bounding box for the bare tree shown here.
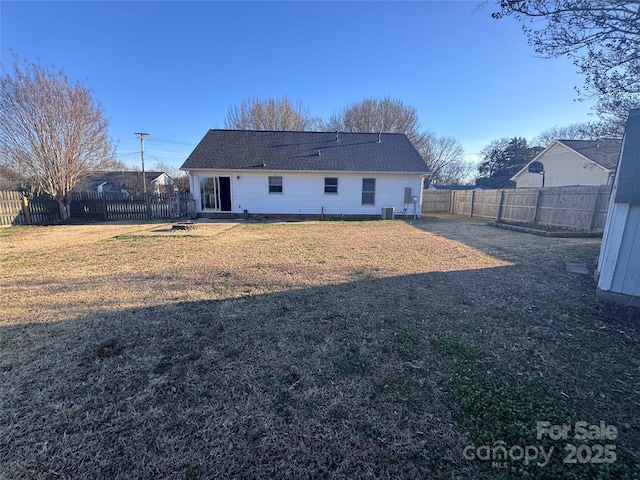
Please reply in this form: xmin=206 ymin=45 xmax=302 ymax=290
xmin=327 ymin=97 xmax=425 ymax=149
xmin=0 ymin=57 xmax=116 ymax=220
xmin=437 ymin=159 xmax=478 ymax=186
xmin=531 ymin=123 xmax=596 ymax=147
xmin=492 ymin=1 xmax=640 ymax=136
xmin=420 ymin=132 xmax=466 ymax=185
xmin=225 ymin=96 xmax=314 ymax=131
xmin=0 ymin=164 xmax=27 ymax=191
xmin=590 ymin=93 xmax=638 ymax=138
xmin=327 ymin=98 xmax=469 ymax=181
xmin=152 ymin=162 xmax=189 ymax=192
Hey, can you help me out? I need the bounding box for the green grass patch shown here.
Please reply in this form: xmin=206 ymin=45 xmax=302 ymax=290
xmin=183 ymin=465 xmax=203 ymax=480
xmin=357 ymin=421 xmax=381 ymax=440
xmin=112 ymin=234 xmax=152 ymax=241
xmin=334 ymin=344 xmax=370 ymax=376
xmin=432 ymin=335 xmax=477 ymax=360
xmin=327 ymin=404 xmax=348 ymax=423
xmin=261 ymin=371 xmax=302 ymax=423
xmin=303 ymin=332 xmax=324 ymax=345
xmin=556 ymin=300 xmax=600 ymax=319
xmin=4 ymin=258 xmax=37 ymax=268
xmin=0 ymin=226 xmax=21 ymax=238
xmin=391 ymin=329 xmax=424 ymax=362
xmin=487 ymin=308 xmax=532 ymax=323
xmin=303 ymin=239 xmax=326 ymax=250
xmin=432 ymin=335 xmax=636 ymax=479
xmin=153 ymin=355 xmax=174 ymax=374
xmin=371 ymin=373 xmax=432 ymax=414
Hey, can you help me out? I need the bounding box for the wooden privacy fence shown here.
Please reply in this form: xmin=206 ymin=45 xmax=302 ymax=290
xmin=70 ymin=192 xmax=196 ymax=221
xmin=422 ymin=185 xmax=612 ymax=231
xmin=0 ymin=191 xmax=196 ymax=226
xmin=0 ymin=191 xmax=60 ymax=226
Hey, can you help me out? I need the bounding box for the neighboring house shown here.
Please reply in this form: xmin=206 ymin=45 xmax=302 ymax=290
xmin=180 ymin=130 xmax=430 ymax=218
xmin=77 ymin=171 xmax=174 ymax=196
xmin=597 ymin=109 xmax=640 ymax=307
xmin=510 ymin=139 xmax=621 ymax=188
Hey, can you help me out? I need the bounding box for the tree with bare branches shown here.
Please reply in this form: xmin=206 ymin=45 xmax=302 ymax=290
xmin=492 ymin=1 xmax=640 ymax=136
xmin=436 ymin=158 xmax=477 ymax=186
xmin=327 ymin=97 xmax=470 ymax=182
xmin=326 ymin=97 xmax=425 ymax=149
xmin=531 ymin=123 xmax=595 ymax=147
xmin=0 ymin=58 xmax=116 ymax=220
xmin=420 ymin=132 xmax=466 ymax=185
xmin=225 ymin=96 xmax=317 ymax=131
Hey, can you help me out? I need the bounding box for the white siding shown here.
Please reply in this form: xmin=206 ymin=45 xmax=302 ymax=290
xmin=610 ymin=204 xmax=640 ymax=295
xmin=188 ymin=170 xmax=424 ymax=216
xmin=596 ymin=110 xmax=640 ymax=305
xmin=514 ymin=144 xmax=611 ymax=188
xmin=598 ymin=176 xmax=640 ymax=298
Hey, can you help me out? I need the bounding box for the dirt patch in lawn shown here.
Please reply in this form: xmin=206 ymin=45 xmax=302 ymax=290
xmin=1 ymin=216 xmax=638 ymax=479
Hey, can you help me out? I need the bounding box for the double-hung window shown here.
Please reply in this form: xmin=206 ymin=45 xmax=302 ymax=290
xmin=324 ymin=177 xmax=338 ymax=194
xmin=268 ymin=176 xmax=283 ymax=194
xmin=362 ymin=178 xmax=376 ymax=205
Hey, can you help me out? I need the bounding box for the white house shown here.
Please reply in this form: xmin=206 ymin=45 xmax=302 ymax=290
xmin=180 ymin=130 xmax=430 ymax=219
xmin=77 ymin=171 xmax=174 ymax=195
xmin=510 ymin=139 xmax=621 ymax=188
xmin=597 ymin=109 xmax=640 ymax=307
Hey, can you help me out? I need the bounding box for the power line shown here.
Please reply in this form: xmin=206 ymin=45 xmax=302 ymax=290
xmin=115 ymin=151 xmax=141 ymax=157
xmin=150 ymin=137 xmax=197 ymax=146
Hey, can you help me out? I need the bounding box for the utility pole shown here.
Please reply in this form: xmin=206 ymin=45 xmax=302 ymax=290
xmin=135 ymin=132 xmax=150 ymax=194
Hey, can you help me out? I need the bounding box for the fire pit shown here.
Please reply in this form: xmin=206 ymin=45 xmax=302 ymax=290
xmin=171 ymin=222 xmax=199 ymax=231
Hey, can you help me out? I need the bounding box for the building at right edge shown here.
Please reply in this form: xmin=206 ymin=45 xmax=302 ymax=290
xmin=597 ymin=109 xmax=640 ymax=307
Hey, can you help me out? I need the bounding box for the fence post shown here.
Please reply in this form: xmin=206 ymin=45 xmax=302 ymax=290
xmin=588 ymin=186 xmax=603 ymax=231
xmin=21 ymin=196 xmax=31 ymax=225
xmin=469 ymin=190 xmax=475 ymax=217
xmin=497 ymin=189 xmax=505 ymax=222
xmin=449 ymin=191 xmax=455 ymax=214
xmin=145 ymin=194 xmax=152 ymax=220
xmin=532 ymin=189 xmax=542 ymax=223
xmin=101 ymin=194 xmax=107 ymax=220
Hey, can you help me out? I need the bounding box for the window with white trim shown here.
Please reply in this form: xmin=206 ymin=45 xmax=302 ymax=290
xmin=362 ymin=178 xmax=376 ymax=205
xmin=268 ymin=176 xmax=283 ymax=194
xmin=324 ymin=177 xmax=338 ymax=194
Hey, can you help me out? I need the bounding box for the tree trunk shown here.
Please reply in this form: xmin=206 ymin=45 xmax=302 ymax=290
xmin=56 ymin=197 xmax=70 ymax=221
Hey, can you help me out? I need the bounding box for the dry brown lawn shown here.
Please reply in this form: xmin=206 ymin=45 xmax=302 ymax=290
xmin=1 ymin=216 xmax=638 ymax=479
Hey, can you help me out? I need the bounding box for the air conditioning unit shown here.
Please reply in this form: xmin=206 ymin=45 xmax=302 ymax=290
xmin=381 ymin=207 xmax=395 ymax=220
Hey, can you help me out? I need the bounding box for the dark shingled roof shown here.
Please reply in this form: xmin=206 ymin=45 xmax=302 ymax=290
xmin=180 ymin=130 xmax=430 ymax=174
xmin=80 ymin=171 xmax=166 ymax=191
xmin=615 ymin=109 xmax=640 ymax=204
xmin=558 ymin=139 xmax=622 ymax=170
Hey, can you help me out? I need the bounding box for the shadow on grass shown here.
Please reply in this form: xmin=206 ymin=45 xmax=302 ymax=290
xmin=1 ymin=259 xmax=639 ymax=479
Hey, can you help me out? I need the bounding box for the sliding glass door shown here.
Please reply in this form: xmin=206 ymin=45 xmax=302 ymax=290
xmin=200 ymin=176 xmax=231 ymax=211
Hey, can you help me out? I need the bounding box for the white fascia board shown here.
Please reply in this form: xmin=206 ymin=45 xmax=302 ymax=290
xmin=186 ymin=169 xmax=427 ymax=175
xmin=510 ymin=140 xmax=561 ymax=181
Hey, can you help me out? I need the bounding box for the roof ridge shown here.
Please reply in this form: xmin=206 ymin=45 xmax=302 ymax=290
xmin=210 ymin=129 xmax=406 ymax=135
xmin=182 ymin=129 xmax=429 ymax=173
xmin=558 ymin=138 xmax=622 ymax=144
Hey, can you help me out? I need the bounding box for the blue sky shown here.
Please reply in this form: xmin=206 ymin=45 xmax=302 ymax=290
xmin=1 ymin=1 xmax=595 ymax=171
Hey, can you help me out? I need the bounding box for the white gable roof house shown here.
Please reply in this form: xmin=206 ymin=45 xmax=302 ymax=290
xmin=180 ymin=130 xmax=430 ymax=219
xmin=511 ymin=139 xmax=621 ymax=188
xmin=597 ymin=109 xmax=640 ymax=307
xmin=78 ymin=171 xmax=174 ymax=195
